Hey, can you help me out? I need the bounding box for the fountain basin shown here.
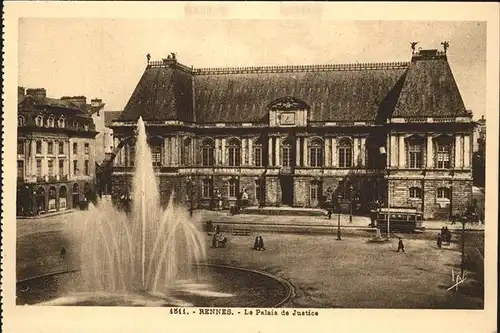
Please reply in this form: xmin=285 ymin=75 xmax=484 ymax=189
xmin=17 ymin=264 xmax=294 ymax=307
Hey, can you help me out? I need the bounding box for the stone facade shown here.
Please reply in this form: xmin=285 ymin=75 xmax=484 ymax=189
xmin=109 ymin=49 xmax=475 ymax=220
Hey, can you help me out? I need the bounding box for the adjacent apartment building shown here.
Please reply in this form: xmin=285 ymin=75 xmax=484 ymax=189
xmin=109 ymin=47 xmax=475 ymax=219
xmin=17 ymin=88 xmax=101 ymax=216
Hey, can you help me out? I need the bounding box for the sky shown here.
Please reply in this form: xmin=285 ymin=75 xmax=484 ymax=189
xmin=18 ymin=19 xmax=486 ymax=119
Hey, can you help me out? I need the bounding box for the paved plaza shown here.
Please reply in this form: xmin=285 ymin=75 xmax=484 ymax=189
xmin=17 ymin=208 xmax=484 ymax=308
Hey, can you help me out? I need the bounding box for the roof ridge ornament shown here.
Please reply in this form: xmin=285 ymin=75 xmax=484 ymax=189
xmin=441 ymin=41 xmax=450 ymax=53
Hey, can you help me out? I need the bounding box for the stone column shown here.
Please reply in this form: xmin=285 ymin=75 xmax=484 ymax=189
xmin=325 ymin=138 xmax=331 ymax=167
xmin=221 ymin=138 xmax=227 ymax=166
xmin=248 ymin=138 xmax=253 ymax=166
xmin=360 ymin=137 xmax=366 ymax=167
xmin=170 ymin=137 xmax=177 ymax=166
xmin=275 ymin=137 xmax=280 ymax=166
xmin=295 ymin=137 xmax=301 ymax=167
xmin=164 ymin=137 xmax=170 ymax=166
xmin=464 ymin=135 xmax=471 ymax=168
xmin=242 ymin=138 xmax=247 ymax=166
xmin=390 ymin=134 xmax=397 ymax=168
xmin=426 ymin=135 xmax=433 ymax=168
xmin=455 ymin=135 xmax=462 ymax=169
xmin=398 ymin=135 xmax=405 ymax=168
xmin=268 ymin=137 xmax=273 ymax=166
xmin=303 ymin=137 xmax=309 ymax=167
xmin=331 ymin=137 xmax=337 ymax=167
xmin=353 ymin=138 xmax=360 ymax=167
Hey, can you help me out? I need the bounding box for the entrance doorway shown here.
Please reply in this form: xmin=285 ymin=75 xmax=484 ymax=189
xmin=280 ymin=176 xmax=294 ymax=206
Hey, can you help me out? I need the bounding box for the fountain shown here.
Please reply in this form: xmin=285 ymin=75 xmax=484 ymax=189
xmin=16 ymin=117 xmax=293 ymax=307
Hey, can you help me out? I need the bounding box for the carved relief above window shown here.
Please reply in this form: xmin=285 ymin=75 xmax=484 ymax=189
xmin=267 ymin=96 xmax=309 ymax=127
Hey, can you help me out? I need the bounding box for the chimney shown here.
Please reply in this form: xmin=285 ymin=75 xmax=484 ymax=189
xmin=91 ymin=98 xmax=103 ymax=107
xmin=60 ymin=96 xmax=87 ymax=109
xmin=18 ymin=86 xmax=25 ymax=97
xmin=26 ymin=88 xmax=47 ymax=99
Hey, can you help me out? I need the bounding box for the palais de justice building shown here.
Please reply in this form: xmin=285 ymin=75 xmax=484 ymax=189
xmin=110 ymin=48 xmax=474 ymax=219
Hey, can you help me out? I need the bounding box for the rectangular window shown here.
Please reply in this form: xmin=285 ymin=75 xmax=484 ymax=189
xmin=282 ymin=146 xmax=291 ymax=167
xmin=84 ymin=160 xmax=89 ymax=175
xmin=59 ymin=160 xmax=65 ymax=176
xmin=17 ymin=160 xmax=24 ymax=179
xmin=255 ymin=180 xmax=261 ymax=202
xmin=202 ymin=179 xmax=213 ymax=198
xmin=436 ymin=144 xmax=450 ymax=169
xmin=36 ymin=141 xmax=42 ymax=154
xmin=253 ymin=147 xmax=262 ymax=167
xmin=73 ymin=160 xmax=78 ymax=175
xmin=228 ymin=147 xmax=241 ymax=167
xmin=59 ymin=141 xmax=64 ymax=155
xmin=36 ymin=160 xmax=42 ymax=177
xmin=437 ymin=187 xmax=451 ymax=199
xmin=129 ymin=145 xmax=135 ymax=167
xmin=310 ymin=184 xmax=319 ymax=202
xmin=73 ymin=143 xmax=78 ymax=154
xmin=151 ymin=145 xmax=162 ymax=166
xmin=339 ymin=147 xmax=352 ymax=168
xmin=310 ymin=147 xmax=323 ymax=167
xmin=409 ymin=144 xmax=422 ymax=169
xmin=84 ymin=143 xmax=90 ymax=154
xmin=48 ymin=142 xmax=53 ymax=155
xmin=202 ymin=147 xmax=214 ymax=166
xmin=409 ymin=187 xmax=422 ymax=199
xmin=18 ymin=141 xmax=24 ymax=154
xmin=48 ymin=159 xmax=54 ymax=175
xmin=228 ymin=179 xmax=239 ymax=198
xmin=339 ymin=181 xmax=350 ymax=200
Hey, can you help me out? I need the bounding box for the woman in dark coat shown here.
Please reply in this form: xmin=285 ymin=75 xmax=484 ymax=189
xmin=437 ymin=233 xmax=442 ymax=249
xmin=253 ymin=237 xmax=260 ymax=250
xmin=258 ymin=236 xmax=265 ymax=251
xmin=212 ymin=234 xmax=217 ymax=248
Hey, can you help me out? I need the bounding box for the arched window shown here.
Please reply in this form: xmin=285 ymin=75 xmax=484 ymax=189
xmin=59 ymin=186 xmax=67 ymax=210
xmin=253 ymin=139 xmax=263 ymax=167
xmin=281 ymin=137 xmax=294 ymax=167
xmin=338 ymin=138 xmax=353 ymax=168
xmin=437 ymin=187 xmax=451 ymax=200
xmin=47 ymin=116 xmax=55 ymax=128
xmin=181 ymin=138 xmax=192 ymax=165
xmin=58 ymin=117 xmax=66 ymax=128
xmin=310 ymin=180 xmax=322 ymax=206
xmin=309 ymin=138 xmax=323 ymax=167
xmin=201 ymin=138 xmax=215 ymax=167
xmin=409 ymin=187 xmax=422 ymax=200
xmin=18 ymin=116 xmax=25 ymax=127
xmin=436 ymin=142 xmax=451 ymax=169
xmin=35 ymin=115 xmax=43 ymax=127
xmin=36 ymin=187 xmax=46 ymax=213
xmin=48 ymin=186 xmax=57 ymax=211
xmin=228 ymin=138 xmax=241 ymax=167
xmin=72 ymin=183 xmax=79 ymax=207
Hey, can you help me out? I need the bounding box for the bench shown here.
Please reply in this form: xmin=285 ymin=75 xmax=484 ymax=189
xmin=232 ymin=228 xmax=251 ymax=236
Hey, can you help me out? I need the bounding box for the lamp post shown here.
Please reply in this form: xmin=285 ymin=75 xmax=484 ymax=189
xmin=336 ymin=194 xmax=342 ymax=240
xmin=186 ymin=177 xmax=193 ymax=217
xmin=349 ymin=184 xmax=354 ymax=224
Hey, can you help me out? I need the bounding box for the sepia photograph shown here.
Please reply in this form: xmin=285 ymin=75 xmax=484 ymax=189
xmin=2 ymin=2 xmax=499 ymax=333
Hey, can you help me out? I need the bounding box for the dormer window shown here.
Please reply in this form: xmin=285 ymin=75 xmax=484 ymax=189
xmin=18 ymin=116 xmax=26 ymax=127
xmin=73 ymin=120 xmax=80 ymax=130
xmin=58 ymin=117 xmax=66 ymax=128
xmin=47 ymin=116 xmax=55 ymax=128
xmin=35 ymin=115 xmax=43 ymax=127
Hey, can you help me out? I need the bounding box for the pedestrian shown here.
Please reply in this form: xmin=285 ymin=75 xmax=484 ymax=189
xmin=258 ymin=236 xmax=265 ymax=251
xmin=451 ymin=215 xmax=456 ymax=225
xmin=212 ymin=234 xmax=217 ymax=248
xmin=441 ymin=226 xmax=446 ymax=237
xmin=215 ymin=224 xmax=220 ymax=234
xmin=444 ymin=227 xmax=450 ymax=243
xmin=396 ymin=237 xmax=405 ymax=252
xmin=327 ymin=208 xmax=332 ymax=220
xmin=60 ymin=247 xmax=67 ymax=259
xmin=437 ymin=233 xmax=442 ymax=249
xmin=253 ymin=237 xmax=260 ymax=250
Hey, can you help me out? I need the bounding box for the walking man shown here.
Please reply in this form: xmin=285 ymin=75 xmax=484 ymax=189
xmin=437 ymin=233 xmax=443 ymax=249
xmin=397 ymin=237 xmax=405 ymax=253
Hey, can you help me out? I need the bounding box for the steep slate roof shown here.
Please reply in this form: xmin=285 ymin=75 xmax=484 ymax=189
xmin=118 ymin=64 xmax=194 ymax=122
xmin=105 ymin=111 xmax=123 ymax=126
xmin=18 ymin=95 xmax=92 ymax=118
xmin=194 ymin=65 xmax=407 ymax=123
xmin=393 ymin=51 xmax=468 ymax=118
xmin=118 ymin=50 xmax=468 ymax=124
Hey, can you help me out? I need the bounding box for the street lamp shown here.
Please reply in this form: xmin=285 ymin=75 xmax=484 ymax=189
xmin=186 ymin=177 xmax=194 ymax=217
xmin=336 ymin=194 xmax=342 ymax=240
xmin=349 ymin=184 xmax=354 ymax=224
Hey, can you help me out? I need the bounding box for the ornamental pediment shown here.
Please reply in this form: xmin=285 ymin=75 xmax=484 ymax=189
xmin=267 ymin=96 xmax=309 ymax=111
xmin=268 ymin=96 xmax=309 ymax=127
